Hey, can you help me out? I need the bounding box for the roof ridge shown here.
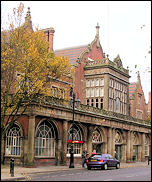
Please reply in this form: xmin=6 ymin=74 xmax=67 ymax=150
xmin=55 ymin=44 xmax=88 ymax=51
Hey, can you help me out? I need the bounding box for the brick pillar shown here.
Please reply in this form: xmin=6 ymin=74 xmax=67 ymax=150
xmin=107 ymin=127 xmax=112 ymax=154
xmin=61 ymin=120 xmax=68 ymax=165
xmin=126 ymin=130 xmax=131 ymax=162
xmin=27 ymin=115 xmax=35 ymax=166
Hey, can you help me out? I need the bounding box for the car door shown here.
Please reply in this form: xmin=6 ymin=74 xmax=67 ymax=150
xmin=109 ymin=154 xmax=116 ymax=167
xmin=105 ymin=154 xmax=111 ymax=166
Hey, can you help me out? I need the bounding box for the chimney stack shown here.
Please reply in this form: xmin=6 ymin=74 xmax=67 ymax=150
xmin=44 ymin=28 xmax=55 ymax=52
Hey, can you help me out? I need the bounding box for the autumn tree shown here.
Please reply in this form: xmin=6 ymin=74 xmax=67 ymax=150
xmin=1 ymin=3 xmax=72 ymax=139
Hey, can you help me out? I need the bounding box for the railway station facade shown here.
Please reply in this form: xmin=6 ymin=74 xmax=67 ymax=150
xmin=1 ymin=8 xmax=151 ymax=166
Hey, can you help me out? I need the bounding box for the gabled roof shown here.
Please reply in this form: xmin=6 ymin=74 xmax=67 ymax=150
xmin=54 ymin=23 xmax=102 ymax=65
xmin=55 ymin=45 xmax=88 ymax=64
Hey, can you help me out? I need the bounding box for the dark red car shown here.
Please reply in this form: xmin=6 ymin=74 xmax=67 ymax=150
xmin=86 ymin=153 xmax=120 ymax=170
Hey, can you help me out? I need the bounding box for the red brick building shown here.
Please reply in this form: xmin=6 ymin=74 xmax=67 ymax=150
xmin=1 ymin=8 xmax=151 ymax=167
xmin=129 ymin=72 xmax=148 ymax=120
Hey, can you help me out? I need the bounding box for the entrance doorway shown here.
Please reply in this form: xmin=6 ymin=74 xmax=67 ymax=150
xmin=92 ymin=143 xmax=102 ymax=153
xmin=133 ymin=145 xmax=138 ymax=161
xmin=115 ymin=145 xmax=121 ymax=161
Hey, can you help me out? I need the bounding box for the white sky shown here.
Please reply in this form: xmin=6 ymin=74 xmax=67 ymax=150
xmin=1 ymin=1 xmax=151 ymax=103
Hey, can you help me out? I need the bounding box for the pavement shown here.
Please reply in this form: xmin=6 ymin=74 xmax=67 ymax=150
xmin=1 ymin=161 xmax=151 ymax=181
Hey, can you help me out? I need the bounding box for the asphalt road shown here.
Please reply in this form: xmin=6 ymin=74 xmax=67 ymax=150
xmin=27 ymin=166 xmax=151 ymax=181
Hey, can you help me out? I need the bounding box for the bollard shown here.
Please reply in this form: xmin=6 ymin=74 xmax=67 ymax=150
xmin=10 ymin=158 xmax=14 ymax=177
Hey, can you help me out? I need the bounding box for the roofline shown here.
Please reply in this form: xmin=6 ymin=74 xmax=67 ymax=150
xmin=55 ymin=44 xmax=88 ymax=52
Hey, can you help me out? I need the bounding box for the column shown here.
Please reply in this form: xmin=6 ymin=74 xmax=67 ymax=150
xmin=61 ymin=120 xmax=68 ymax=165
xmin=111 ymin=128 xmax=115 ymax=157
xmin=27 ymin=115 xmax=35 ymax=166
xmin=141 ymin=133 xmax=145 ymax=162
xmin=87 ymin=126 xmax=93 ymax=155
xmin=126 ymin=130 xmax=131 ymax=162
xmin=56 ymin=139 xmax=62 ymax=165
xmin=107 ymin=127 xmax=112 ymax=154
xmin=130 ymin=131 xmax=133 ymax=161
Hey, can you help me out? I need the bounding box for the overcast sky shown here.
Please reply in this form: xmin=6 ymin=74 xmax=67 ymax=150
xmin=1 ymin=1 xmax=151 ymax=103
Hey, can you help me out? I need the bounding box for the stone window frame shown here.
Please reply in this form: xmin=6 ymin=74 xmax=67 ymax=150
xmin=67 ymin=125 xmax=83 ymax=156
xmin=5 ymin=124 xmax=21 ymax=156
xmin=35 ymin=121 xmax=56 ymax=157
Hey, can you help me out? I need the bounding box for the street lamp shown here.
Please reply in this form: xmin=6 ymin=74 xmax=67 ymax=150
xmin=69 ymin=87 xmax=80 ymax=168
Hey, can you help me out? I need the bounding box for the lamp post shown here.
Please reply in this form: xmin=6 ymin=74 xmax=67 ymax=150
xmin=69 ymin=87 xmax=80 ymax=168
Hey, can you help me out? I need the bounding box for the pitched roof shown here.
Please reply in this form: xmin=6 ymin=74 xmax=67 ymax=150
xmin=54 ymin=45 xmax=88 ymax=64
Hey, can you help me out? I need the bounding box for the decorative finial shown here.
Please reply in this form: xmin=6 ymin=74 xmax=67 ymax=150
xmin=137 ymin=71 xmax=140 ymax=81
xmin=95 ymin=22 xmax=100 ymax=38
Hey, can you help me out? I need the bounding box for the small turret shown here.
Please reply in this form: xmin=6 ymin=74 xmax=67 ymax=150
xmin=24 ymin=7 xmax=33 ymax=31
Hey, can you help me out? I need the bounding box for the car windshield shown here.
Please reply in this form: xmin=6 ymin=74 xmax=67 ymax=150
xmin=91 ymin=154 xmax=102 ymax=158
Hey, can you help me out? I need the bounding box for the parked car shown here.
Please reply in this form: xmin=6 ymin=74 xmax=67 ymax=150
xmin=86 ymin=153 xmax=120 ymax=170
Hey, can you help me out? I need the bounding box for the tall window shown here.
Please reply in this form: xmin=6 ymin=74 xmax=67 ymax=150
xmin=87 ymin=99 xmax=89 ymax=105
xmin=96 ymin=98 xmax=99 ymax=108
xmin=100 ymin=78 xmax=104 ymax=86
xmin=91 ymin=88 xmax=94 ymax=97
xmin=100 ymin=98 xmax=103 ymax=109
xmin=35 ymin=121 xmax=56 ymax=157
xmin=67 ymin=125 xmax=82 ymax=155
xmin=86 ymin=80 xmax=90 ymax=87
xmin=91 ymin=99 xmax=94 ymax=107
xmin=91 ymin=80 xmax=94 ymax=87
xmin=95 ymin=88 xmax=99 ymax=97
xmin=96 ymin=79 xmax=99 ymax=86
xmin=100 ymin=87 xmax=104 ymax=97
xmin=86 ymin=88 xmax=90 ymax=98
xmin=116 ymin=97 xmax=120 ymax=113
xmin=5 ymin=125 xmax=21 ymax=156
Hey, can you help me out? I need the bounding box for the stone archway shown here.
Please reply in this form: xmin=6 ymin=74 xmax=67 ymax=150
xmin=115 ymin=130 xmax=123 ymax=161
xmin=92 ymin=128 xmax=103 ymax=153
xmin=132 ymin=132 xmax=140 ymax=161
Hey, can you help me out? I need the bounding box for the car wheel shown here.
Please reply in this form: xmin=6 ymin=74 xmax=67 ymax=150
xmin=103 ymin=163 xmax=108 ymax=170
xmin=116 ymin=163 xmax=120 ymax=169
xmin=87 ymin=166 xmax=91 ymax=170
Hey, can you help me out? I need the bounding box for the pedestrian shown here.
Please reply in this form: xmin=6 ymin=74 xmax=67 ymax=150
xmin=82 ymin=148 xmax=89 ymax=168
xmin=92 ymin=149 xmax=96 ymax=155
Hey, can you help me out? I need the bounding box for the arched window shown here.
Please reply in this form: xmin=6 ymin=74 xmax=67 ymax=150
xmin=115 ymin=130 xmax=122 ymax=144
xmin=5 ymin=125 xmax=21 ymax=156
xmin=35 ymin=121 xmax=56 ymax=157
xmin=92 ymin=130 xmax=102 ymax=143
xmin=67 ymin=125 xmax=82 ymax=155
